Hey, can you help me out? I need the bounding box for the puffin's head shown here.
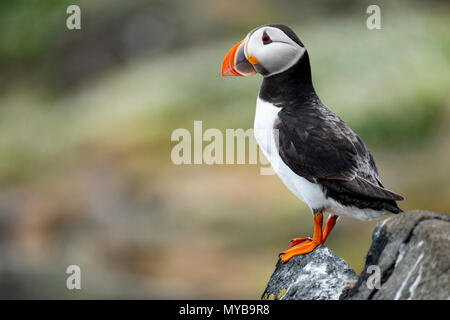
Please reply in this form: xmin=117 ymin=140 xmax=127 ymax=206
xmin=221 ymin=24 xmax=306 ymax=78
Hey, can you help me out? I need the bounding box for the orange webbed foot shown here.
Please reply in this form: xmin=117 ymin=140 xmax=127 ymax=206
xmin=279 ymin=213 xmax=339 ymax=263
xmin=279 ymin=213 xmax=324 ymax=264
xmin=280 ymin=239 xmax=321 ymax=263
xmin=289 ymin=237 xmax=312 ymax=248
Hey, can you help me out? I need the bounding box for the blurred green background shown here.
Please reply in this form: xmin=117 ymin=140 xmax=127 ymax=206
xmin=0 ymin=0 xmax=449 ymax=299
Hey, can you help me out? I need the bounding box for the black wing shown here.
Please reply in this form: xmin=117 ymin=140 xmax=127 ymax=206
xmin=275 ymin=105 xmax=404 ymax=204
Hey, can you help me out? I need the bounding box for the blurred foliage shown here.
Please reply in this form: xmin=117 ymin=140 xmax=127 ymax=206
xmin=0 ymin=0 xmax=66 ymax=62
xmin=0 ymin=0 xmax=449 ymax=299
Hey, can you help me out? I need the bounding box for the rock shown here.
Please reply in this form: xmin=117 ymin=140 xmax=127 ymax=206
xmin=262 ymin=210 xmax=449 ymax=300
xmin=262 ymin=246 xmax=358 ymax=300
xmin=348 ymin=210 xmax=449 ymax=300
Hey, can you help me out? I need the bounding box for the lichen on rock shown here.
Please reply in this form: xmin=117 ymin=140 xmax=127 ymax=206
xmin=262 ymin=246 xmax=358 ymax=300
xmin=262 ymin=210 xmax=449 ymax=300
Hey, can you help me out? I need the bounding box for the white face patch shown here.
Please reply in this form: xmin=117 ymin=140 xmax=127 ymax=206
xmin=246 ymin=26 xmax=306 ymax=77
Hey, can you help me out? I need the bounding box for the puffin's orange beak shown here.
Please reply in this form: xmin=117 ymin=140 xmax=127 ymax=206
xmin=221 ymin=38 xmax=257 ymax=77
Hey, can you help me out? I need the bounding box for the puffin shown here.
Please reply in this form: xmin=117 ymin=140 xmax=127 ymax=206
xmin=221 ymin=24 xmax=404 ymax=263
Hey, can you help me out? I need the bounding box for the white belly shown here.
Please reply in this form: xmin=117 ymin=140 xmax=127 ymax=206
xmin=253 ymin=97 xmax=385 ymax=221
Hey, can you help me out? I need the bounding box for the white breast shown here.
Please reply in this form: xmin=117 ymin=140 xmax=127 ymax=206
xmin=253 ymin=97 xmax=387 ymax=221
xmin=254 ymin=97 xmax=328 ymax=213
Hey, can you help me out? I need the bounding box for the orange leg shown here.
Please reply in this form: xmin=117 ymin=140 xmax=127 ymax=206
xmin=322 ymin=215 xmax=338 ymax=244
xmin=280 ymin=213 xmax=323 ymax=263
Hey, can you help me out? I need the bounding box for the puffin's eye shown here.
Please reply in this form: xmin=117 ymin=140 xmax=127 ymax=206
xmin=262 ymin=31 xmax=272 ymax=45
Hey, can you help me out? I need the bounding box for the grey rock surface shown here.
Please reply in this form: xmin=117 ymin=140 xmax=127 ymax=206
xmin=262 ymin=211 xmax=449 ymax=300
xmin=262 ymin=246 xmax=358 ymax=300
xmin=348 ymin=210 xmax=449 ymax=300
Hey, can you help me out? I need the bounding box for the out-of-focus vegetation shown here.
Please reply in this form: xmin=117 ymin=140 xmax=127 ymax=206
xmin=0 ymin=0 xmax=449 ymax=298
